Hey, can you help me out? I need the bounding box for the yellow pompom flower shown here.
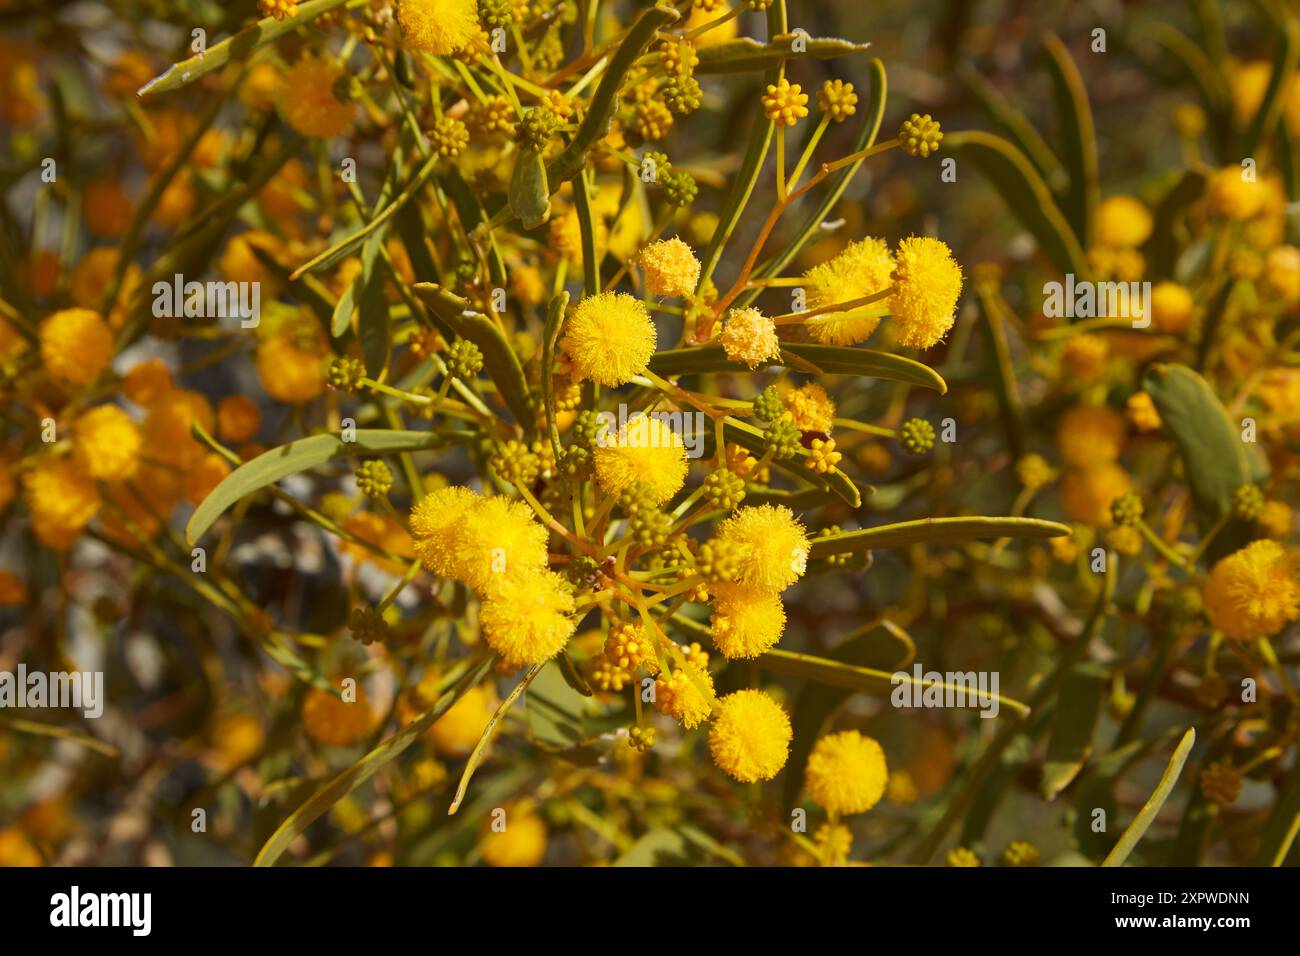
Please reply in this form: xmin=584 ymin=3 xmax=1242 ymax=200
xmin=720 ymin=307 xmax=781 ymax=368
xmin=1150 ymin=281 xmax=1195 ymax=334
xmin=183 ymin=452 xmax=230 ymax=505
xmin=397 ymin=0 xmax=481 ymax=56
xmin=654 ymin=659 xmax=714 ymax=728
xmin=782 ymin=382 xmax=836 ymax=433
xmin=1096 ymin=195 xmax=1153 ymax=248
xmin=561 ymin=292 xmax=657 ymax=386
xmin=1061 ymin=463 xmax=1133 ymax=527
xmin=593 ymin=415 xmax=688 ymax=505
xmin=1207 ymin=166 xmax=1264 ymax=220
xmin=481 ymin=803 xmax=547 ymax=867
xmin=801 ymin=237 xmax=894 ymax=346
xmin=1258 ymin=501 xmax=1293 ymax=540
xmin=122 ymin=358 xmax=173 ymax=406
xmin=638 ymin=237 xmax=700 ymax=298
xmin=715 ymin=504 xmax=809 ymax=593
xmin=710 ymin=582 xmax=786 ymax=659
xmin=257 ymin=336 xmax=326 ymax=405
xmin=1057 ymin=404 xmax=1126 ymax=468
xmin=39 ymin=308 xmax=114 ymax=387
xmin=23 ymin=457 xmax=102 ymax=551
xmin=410 ymin=486 xmax=483 ymax=578
xmin=278 ymin=54 xmax=354 ymax=138
xmin=1062 ymin=333 xmax=1109 ymax=383
xmin=1264 ymin=244 xmax=1300 ymax=306
xmin=479 ymin=566 xmax=576 ymax=666
xmin=1203 ymin=540 xmax=1300 ymax=641
xmin=454 ymin=495 xmax=550 ymax=592
xmin=805 ymin=730 xmax=888 ymax=815
xmin=302 ymin=686 xmax=374 ymax=747
xmin=1126 ymin=391 xmax=1161 ymax=432
xmin=0 ymin=570 xmax=25 ymax=606
xmin=708 ymin=689 xmax=792 ymax=782
xmin=761 ymin=78 xmax=809 ymax=126
xmin=217 ymin=394 xmax=262 ymax=444
xmin=428 ymin=683 xmax=495 ymax=757
xmin=257 ymin=0 xmax=298 ymax=20
xmin=73 ymin=404 xmax=141 ymax=482
xmin=888 ymin=237 xmax=963 ymax=349
xmin=0 ymin=828 xmax=42 ymax=867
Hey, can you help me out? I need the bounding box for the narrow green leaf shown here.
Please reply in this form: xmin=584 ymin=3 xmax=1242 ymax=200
xmin=1040 ymin=663 xmax=1107 ymax=799
xmin=412 ymin=283 xmax=536 ymax=430
xmin=650 ymin=343 xmax=946 ymax=392
xmin=808 ymin=516 xmax=1070 ymax=558
xmin=138 ymin=0 xmax=349 ymax=98
xmin=1042 ymin=33 xmax=1100 ymax=249
xmin=253 ymin=657 xmax=494 ymax=866
xmin=509 ymin=148 xmax=551 ymax=230
xmin=943 ymin=130 xmax=1089 ymax=277
xmin=1101 ymin=727 xmax=1197 ymax=867
xmin=957 ymin=61 xmax=1065 ymax=191
xmin=698 ymin=112 xmax=772 ymax=291
xmin=1253 ymin=754 xmax=1300 ymax=865
xmin=694 ymin=36 xmax=871 ymax=75
xmin=186 ymin=428 xmax=473 ymax=544
xmin=448 ymin=663 xmax=543 ymax=815
xmin=1241 ymin=0 xmax=1300 ymax=157
xmin=541 ymin=291 xmax=570 ymax=460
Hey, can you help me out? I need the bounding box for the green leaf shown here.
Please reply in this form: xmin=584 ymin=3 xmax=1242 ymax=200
xmin=509 ymin=148 xmax=551 ymax=230
xmin=808 ymin=516 xmax=1070 ymax=558
xmin=1149 ymin=26 xmax=1231 ymax=157
xmin=526 ymin=659 xmax=623 ymax=752
xmin=572 ymin=171 xmax=600 ymax=296
xmin=541 ymin=292 xmax=570 ymax=461
xmin=1241 ymin=0 xmax=1300 ymax=157
xmin=253 ymin=657 xmax=494 ymax=866
xmin=448 ymin=663 xmax=543 ymax=814
xmin=1142 ymin=168 xmax=1208 ymax=277
xmin=138 ymin=0 xmax=349 ymax=97
xmin=957 ymin=61 xmax=1065 ymax=191
xmin=1101 ymin=727 xmax=1197 ymax=867
xmin=412 ymin=283 xmax=537 ymax=430
xmin=694 ymin=36 xmax=872 ymax=74
xmin=1042 ymin=33 xmax=1100 ymax=250
xmin=649 ymin=343 xmax=947 ymax=392
xmin=185 ymin=428 xmax=473 ymax=544
xmin=1143 ymin=363 xmax=1267 ymax=550
xmin=1253 ymin=752 xmax=1300 ymax=864
xmin=1040 ymin=663 xmax=1107 ymax=799
xmin=614 ymin=826 xmax=740 ymax=866
xmin=759 ymin=648 xmax=1029 ymax=718
xmin=943 ymin=130 xmax=1088 ymax=277
xmin=546 ymin=4 xmax=680 ymax=188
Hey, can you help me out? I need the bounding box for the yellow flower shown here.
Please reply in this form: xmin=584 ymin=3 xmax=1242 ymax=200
xmin=782 ymin=382 xmax=836 ymax=433
xmin=397 ymin=0 xmax=481 ymax=56
xmin=1203 ymin=540 xmax=1300 ymax=641
xmin=23 ymin=457 xmax=102 ymax=550
xmin=39 ymin=308 xmax=113 ymax=387
xmin=638 ymin=237 xmax=700 ymax=298
xmin=716 ymin=504 xmax=809 ymax=593
xmin=278 ymin=54 xmax=354 ymax=138
xmin=1258 ymin=501 xmax=1292 ymax=540
xmin=217 ymin=395 xmax=262 ymax=444
xmin=889 ymin=237 xmax=963 ymax=348
xmin=1061 ymin=463 xmax=1133 ymax=527
xmin=816 ymin=79 xmax=857 ymax=122
xmin=1150 ymin=281 xmax=1195 ymax=333
xmin=82 ymin=177 xmax=133 ymax=237
xmin=428 ymin=683 xmax=496 ymax=757
xmin=410 ymin=486 xmax=483 ymax=578
xmin=708 ymin=689 xmax=792 ymax=782
xmin=761 ymin=78 xmax=809 ymax=126
xmin=1062 ymin=333 xmax=1108 ymax=383
xmin=801 ymin=237 xmax=894 ymax=346
xmin=654 ymin=659 xmax=714 ymax=728
xmin=257 ymin=0 xmax=298 ymax=20
xmin=946 ymin=847 xmax=981 ymax=867
xmin=1096 ymin=195 xmax=1153 ymax=248
xmin=561 ymin=292 xmax=657 ymax=386
xmin=455 ymin=495 xmax=550 ymax=592
xmin=720 ymin=307 xmax=781 ymax=368
xmin=1057 ymin=404 xmax=1126 ymax=468
xmin=479 ymin=566 xmax=576 ymax=666
xmin=593 ymin=415 xmax=688 ymax=505
xmin=74 ymin=404 xmax=141 ymax=482
xmin=481 ymin=803 xmax=547 ymax=867
xmin=122 ymin=359 xmax=172 ymax=406
xmin=805 ymin=730 xmax=888 ymax=815
xmin=183 ymin=452 xmax=230 ymax=506
xmin=1126 ymin=391 xmax=1161 ymax=432
xmin=0 ymin=570 xmax=25 ymax=607
xmin=710 ymin=582 xmax=786 ymax=659
xmin=807 ymin=438 xmax=841 ymax=474
xmin=257 ymin=336 xmax=325 ymax=405
xmin=0 ymin=828 xmax=42 ymax=867
xmin=1264 ymin=244 xmax=1300 ymax=306
xmin=1207 ymin=166 xmax=1264 ymax=220
xmin=302 ymin=686 xmax=374 ymax=747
